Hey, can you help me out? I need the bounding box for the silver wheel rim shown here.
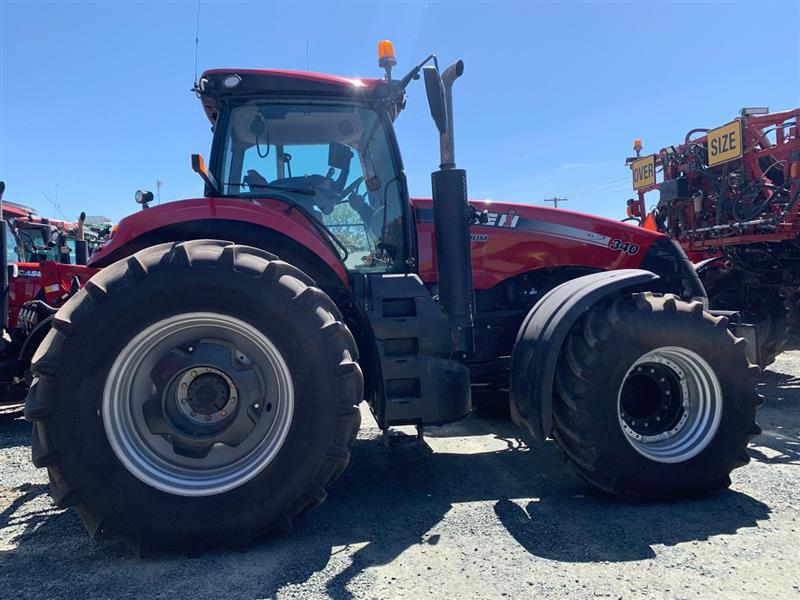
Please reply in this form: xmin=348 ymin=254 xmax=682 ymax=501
xmin=617 ymin=346 xmax=723 ymax=463
xmin=103 ymin=312 xmax=294 ymax=496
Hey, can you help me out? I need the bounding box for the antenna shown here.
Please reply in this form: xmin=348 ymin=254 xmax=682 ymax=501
xmin=306 ymin=37 xmax=310 ymax=71
xmin=193 ymin=0 xmax=201 ymax=87
xmin=156 ymin=180 xmax=163 ymax=204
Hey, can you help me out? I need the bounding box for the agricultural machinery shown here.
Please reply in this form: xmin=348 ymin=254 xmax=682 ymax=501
xmin=0 ymin=183 xmax=100 ymax=414
xmin=25 ymin=43 xmax=760 ymax=549
xmin=626 ymin=108 xmax=800 ymax=367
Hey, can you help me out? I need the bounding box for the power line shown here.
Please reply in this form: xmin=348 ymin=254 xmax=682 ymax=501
xmin=544 ymin=196 xmax=568 ymax=208
xmin=40 ymin=190 xmax=67 ymax=220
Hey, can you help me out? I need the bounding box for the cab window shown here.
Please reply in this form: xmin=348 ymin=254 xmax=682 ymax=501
xmin=219 ymin=102 xmax=406 ymax=272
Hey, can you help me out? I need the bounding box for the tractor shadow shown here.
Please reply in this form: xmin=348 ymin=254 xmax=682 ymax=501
xmin=751 ymin=368 xmax=800 ymax=465
xmin=0 ymin=411 xmax=772 ymax=600
xmin=0 ymin=415 xmax=31 ymax=450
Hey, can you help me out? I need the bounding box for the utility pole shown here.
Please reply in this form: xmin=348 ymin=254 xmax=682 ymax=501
xmin=544 ymin=196 xmax=568 ymax=208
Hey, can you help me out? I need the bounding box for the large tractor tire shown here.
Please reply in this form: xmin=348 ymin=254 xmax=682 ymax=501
xmin=552 ymin=293 xmax=760 ymax=501
xmin=24 ymin=241 xmax=362 ymax=549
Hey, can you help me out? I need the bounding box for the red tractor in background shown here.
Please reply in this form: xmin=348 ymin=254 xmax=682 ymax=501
xmin=0 ymin=182 xmax=101 ymax=415
xmin=626 ymin=108 xmax=800 ymax=367
xmin=25 ymin=43 xmax=760 ymax=550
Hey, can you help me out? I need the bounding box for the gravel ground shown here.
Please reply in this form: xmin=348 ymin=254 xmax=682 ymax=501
xmin=1 ymin=353 xmax=799 ymax=599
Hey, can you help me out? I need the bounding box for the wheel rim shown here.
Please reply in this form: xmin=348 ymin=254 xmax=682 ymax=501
xmin=617 ymin=346 xmax=722 ymax=464
xmin=103 ymin=312 xmax=294 ymax=496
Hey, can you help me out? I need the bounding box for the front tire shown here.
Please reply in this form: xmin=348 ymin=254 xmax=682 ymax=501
xmin=24 ymin=241 xmax=362 ymax=548
xmin=552 ymin=293 xmax=760 ymax=501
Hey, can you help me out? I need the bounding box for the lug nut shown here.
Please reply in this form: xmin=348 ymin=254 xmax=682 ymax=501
xmin=181 ymin=383 xmax=188 ymax=390
xmin=220 ymin=410 xmax=227 ymax=417
xmin=191 ymin=370 xmax=197 ymax=377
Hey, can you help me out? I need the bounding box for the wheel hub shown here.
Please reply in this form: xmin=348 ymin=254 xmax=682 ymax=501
xmin=620 ymin=361 xmax=687 ymax=440
xmin=177 ymin=367 xmax=237 ymax=425
xmin=103 ymin=312 xmax=294 ymax=496
xmin=616 ymin=346 xmax=723 ymax=464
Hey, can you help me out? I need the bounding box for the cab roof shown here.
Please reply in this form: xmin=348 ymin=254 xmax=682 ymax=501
xmin=197 ymin=69 xmax=384 ymax=124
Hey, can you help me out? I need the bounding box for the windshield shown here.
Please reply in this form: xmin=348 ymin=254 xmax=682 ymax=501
xmin=14 ymin=225 xmax=55 ymax=262
xmin=217 ymin=101 xmax=406 ymax=271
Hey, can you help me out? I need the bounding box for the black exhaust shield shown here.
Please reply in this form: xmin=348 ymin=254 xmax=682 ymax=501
xmin=431 ymin=167 xmax=475 ymax=353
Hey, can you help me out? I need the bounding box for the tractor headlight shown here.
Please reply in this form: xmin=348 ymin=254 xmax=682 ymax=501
xmin=222 ymin=74 xmax=242 ymax=89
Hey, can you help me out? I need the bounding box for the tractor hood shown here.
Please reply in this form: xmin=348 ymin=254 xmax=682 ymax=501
xmin=92 ymin=195 xmax=690 ymax=296
xmin=412 ymin=198 xmax=672 ymax=289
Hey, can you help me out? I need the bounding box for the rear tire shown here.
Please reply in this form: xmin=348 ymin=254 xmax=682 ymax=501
xmin=24 ymin=241 xmax=362 ymax=549
xmin=552 ymin=293 xmax=760 ymax=501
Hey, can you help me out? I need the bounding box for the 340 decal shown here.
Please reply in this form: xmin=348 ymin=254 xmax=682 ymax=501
xmin=608 ymin=239 xmax=640 ymax=255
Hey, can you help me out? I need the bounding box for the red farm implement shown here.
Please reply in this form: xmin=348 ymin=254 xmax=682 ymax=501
xmin=626 ymin=108 xmax=800 ymax=366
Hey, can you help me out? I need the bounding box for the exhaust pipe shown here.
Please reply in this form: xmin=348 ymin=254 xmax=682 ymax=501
xmin=75 ymin=212 xmax=89 ymax=266
xmin=428 ymin=60 xmax=475 ymax=354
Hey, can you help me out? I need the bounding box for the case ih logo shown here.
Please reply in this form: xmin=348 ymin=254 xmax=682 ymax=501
xmin=485 ymin=211 xmax=520 ymax=228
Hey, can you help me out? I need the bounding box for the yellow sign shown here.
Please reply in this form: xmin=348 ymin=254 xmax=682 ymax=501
xmin=631 ymin=154 xmax=656 ymax=190
xmin=707 ymin=120 xmax=743 ymax=166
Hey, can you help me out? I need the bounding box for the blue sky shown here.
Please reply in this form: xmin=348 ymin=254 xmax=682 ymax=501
xmin=1 ymin=1 xmax=798 ymax=223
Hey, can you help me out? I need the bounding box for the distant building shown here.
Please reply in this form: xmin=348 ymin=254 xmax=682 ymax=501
xmin=84 ymin=215 xmax=113 ymax=225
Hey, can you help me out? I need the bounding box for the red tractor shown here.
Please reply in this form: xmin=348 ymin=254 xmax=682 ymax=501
xmin=625 ymin=108 xmax=800 ymax=367
xmin=0 ymin=183 xmax=100 ymax=414
xmin=25 ymin=44 xmax=759 ymax=549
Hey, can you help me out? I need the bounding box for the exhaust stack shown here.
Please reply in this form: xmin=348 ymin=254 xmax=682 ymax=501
xmin=75 ymin=212 xmax=89 ymax=266
xmin=426 ymin=60 xmax=475 ymax=354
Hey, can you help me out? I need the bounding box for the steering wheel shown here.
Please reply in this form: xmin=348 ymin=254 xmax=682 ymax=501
xmin=340 ymin=176 xmax=364 ymax=199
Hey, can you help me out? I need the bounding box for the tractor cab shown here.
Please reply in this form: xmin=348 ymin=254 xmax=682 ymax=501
xmin=197 ymin=68 xmax=412 ymax=273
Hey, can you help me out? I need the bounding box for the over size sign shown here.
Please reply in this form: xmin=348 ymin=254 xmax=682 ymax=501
xmin=631 ymin=154 xmax=656 ymax=190
xmin=707 ymin=120 xmax=743 ymax=167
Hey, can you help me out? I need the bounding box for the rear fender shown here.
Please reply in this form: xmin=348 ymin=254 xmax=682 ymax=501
xmin=510 ymin=269 xmax=659 ymax=441
xmin=694 ymin=255 xmax=724 ymax=275
xmin=90 ymin=199 xmax=349 ymax=286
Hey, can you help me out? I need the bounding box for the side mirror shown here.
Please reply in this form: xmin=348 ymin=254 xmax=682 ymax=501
xmin=191 ymin=153 xmax=219 ymax=195
xmin=47 ymin=226 xmax=59 ymax=247
xmin=423 ymin=66 xmax=447 ymax=135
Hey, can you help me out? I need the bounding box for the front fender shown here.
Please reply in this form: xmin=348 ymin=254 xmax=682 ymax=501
xmin=509 ymin=269 xmax=659 ymax=441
